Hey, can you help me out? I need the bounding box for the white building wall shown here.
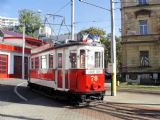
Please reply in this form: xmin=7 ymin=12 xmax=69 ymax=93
xmin=0 ymin=50 xmax=29 ymax=75
xmin=0 ymin=38 xmax=33 ymax=48
xmin=1 ymin=39 xmax=23 ymax=47
xmin=0 ymin=16 xmax=19 ymax=28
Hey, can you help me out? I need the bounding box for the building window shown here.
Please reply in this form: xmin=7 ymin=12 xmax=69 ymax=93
xmin=49 ymin=54 xmax=54 ymax=69
xmin=138 ymin=0 xmax=147 ymax=5
xmin=139 ymin=20 xmax=148 ymax=35
xmin=140 ymin=51 xmax=149 ymax=67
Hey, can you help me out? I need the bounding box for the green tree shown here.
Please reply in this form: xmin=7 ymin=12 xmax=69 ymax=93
xmin=116 ymin=36 xmax=122 ymax=68
xmin=102 ymin=35 xmax=111 ymax=67
xmin=80 ymin=27 xmax=105 ymax=35
xmin=18 ymin=9 xmax=41 ymax=37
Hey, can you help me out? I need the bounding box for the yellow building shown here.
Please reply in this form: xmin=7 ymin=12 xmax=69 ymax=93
xmin=121 ymin=0 xmax=160 ymax=84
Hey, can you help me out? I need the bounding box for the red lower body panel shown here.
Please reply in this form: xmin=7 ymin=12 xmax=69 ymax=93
xmin=30 ymin=69 xmax=104 ymax=93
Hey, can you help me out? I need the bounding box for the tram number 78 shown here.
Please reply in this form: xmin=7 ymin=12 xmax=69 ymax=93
xmin=91 ymin=76 xmax=98 ymax=82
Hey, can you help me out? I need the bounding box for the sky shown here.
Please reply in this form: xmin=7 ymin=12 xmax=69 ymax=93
xmin=0 ymin=0 xmax=121 ymax=36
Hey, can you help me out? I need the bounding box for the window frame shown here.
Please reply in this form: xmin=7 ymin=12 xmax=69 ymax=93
xmin=138 ymin=0 xmax=147 ymax=5
xmin=49 ymin=54 xmax=54 ymax=69
xmin=140 ymin=51 xmax=149 ymax=67
xmin=41 ymin=55 xmax=47 ymax=69
xmin=35 ymin=57 xmax=39 ymax=69
xmin=58 ymin=53 xmax=63 ymax=68
xmin=80 ymin=49 xmax=86 ymax=69
xmin=69 ymin=50 xmax=77 ymax=69
xmin=139 ymin=20 xmax=148 ymax=35
xmin=95 ymin=51 xmax=101 ymax=68
xmin=95 ymin=51 xmax=103 ymax=69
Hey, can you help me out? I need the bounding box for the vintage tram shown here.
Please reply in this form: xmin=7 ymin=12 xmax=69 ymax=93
xmin=28 ymin=37 xmax=105 ymax=104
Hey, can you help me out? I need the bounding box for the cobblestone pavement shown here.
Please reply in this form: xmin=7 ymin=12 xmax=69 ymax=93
xmin=0 ymin=79 xmax=160 ymax=120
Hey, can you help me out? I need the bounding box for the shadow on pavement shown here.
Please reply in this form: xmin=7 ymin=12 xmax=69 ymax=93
xmin=0 ymin=114 xmax=42 ymax=120
xmin=0 ymin=83 xmax=67 ymax=108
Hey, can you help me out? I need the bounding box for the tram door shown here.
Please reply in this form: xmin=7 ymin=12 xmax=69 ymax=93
xmin=55 ymin=50 xmax=65 ymax=90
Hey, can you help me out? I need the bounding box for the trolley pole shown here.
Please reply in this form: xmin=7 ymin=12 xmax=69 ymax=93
xmin=110 ymin=0 xmax=117 ymax=96
xmin=71 ymin=0 xmax=75 ymax=40
xmin=22 ymin=25 xmax=26 ymax=79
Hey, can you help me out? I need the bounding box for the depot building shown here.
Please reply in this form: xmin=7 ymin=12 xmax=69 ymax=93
xmin=0 ymin=29 xmax=42 ymax=78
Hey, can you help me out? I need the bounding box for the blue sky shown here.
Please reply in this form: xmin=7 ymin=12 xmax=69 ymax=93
xmin=0 ymin=0 xmax=121 ymax=36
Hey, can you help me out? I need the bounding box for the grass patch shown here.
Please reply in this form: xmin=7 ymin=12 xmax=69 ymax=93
xmin=119 ymin=82 xmax=160 ymax=91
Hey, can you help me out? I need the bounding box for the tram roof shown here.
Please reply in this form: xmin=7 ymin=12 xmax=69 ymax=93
xmin=31 ymin=41 xmax=104 ymax=55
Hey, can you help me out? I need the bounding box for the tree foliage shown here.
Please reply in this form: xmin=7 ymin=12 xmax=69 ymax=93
xmin=18 ymin=9 xmax=41 ymax=37
xmin=79 ymin=27 xmax=105 ymax=38
xmin=102 ymin=35 xmax=122 ymax=70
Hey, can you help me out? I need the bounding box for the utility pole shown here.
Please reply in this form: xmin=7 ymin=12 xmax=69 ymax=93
xmin=71 ymin=0 xmax=75 ymax=40
xmin=22 ymin=25 xmax=26 ymax=79
xmin=110 ymin=0 xmax=117 ymax=96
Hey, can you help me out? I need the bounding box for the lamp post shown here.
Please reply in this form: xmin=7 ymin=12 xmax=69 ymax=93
xmin=79 ymin=0 xmax=117 ymax=96
xmin=22 ymin=25 xmax=26 ymax=79
xmin=110 ymin=0 xmax=116 ymax=96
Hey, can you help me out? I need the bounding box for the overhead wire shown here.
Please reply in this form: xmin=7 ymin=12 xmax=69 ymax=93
xmin=53 ymin=1 xmax=71 ymax=14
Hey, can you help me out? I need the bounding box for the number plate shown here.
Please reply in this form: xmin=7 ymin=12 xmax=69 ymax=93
xmin=86 ymin=70 xmax=103 ymax=74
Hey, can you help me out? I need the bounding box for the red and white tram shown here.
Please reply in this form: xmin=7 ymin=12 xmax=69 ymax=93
xmin=28 ymin=40 xmax=105 ymax=104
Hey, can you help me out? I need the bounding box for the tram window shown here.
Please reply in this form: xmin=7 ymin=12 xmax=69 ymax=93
xmin=58 ymin=53 xmax=62 ymax=68
xmin=70 ymin=51 xmax=77 ymax=68
xmin=80 ymin=50 xmax=85 ymax=68
xmin=31 ymin=58 xmax=34 ymax=69
xmin=49 ymin=54 xmax=54 ymax=68
xmin=35 ymin=57 xmax=39 ymax=69
xmin=95 ymin=52 xmax=101 ymax=68
xmin=41 ymin=55 xmax=47 ymax=69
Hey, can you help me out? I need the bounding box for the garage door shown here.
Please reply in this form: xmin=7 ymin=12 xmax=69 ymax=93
xmin=14 ymin=56 xmax=28 ymax=78
xmin=0 ymin=54 xmax=8 ymax=78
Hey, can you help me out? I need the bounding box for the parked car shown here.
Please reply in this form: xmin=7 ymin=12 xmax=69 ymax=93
xmin=105 ymin=72 xmax=112 ymax=82
xmin=105 ymin=72 xmax=121 ymax=83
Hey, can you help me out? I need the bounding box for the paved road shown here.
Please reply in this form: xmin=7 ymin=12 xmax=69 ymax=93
xmin=0 ymin=78 xmax=160 ymax=120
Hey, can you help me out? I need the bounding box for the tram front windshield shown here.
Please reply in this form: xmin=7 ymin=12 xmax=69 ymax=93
xmin=69 ymin=49 xmax=103 ymax=69
xmin=80 ymin=49 xmax=103 ymax=69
